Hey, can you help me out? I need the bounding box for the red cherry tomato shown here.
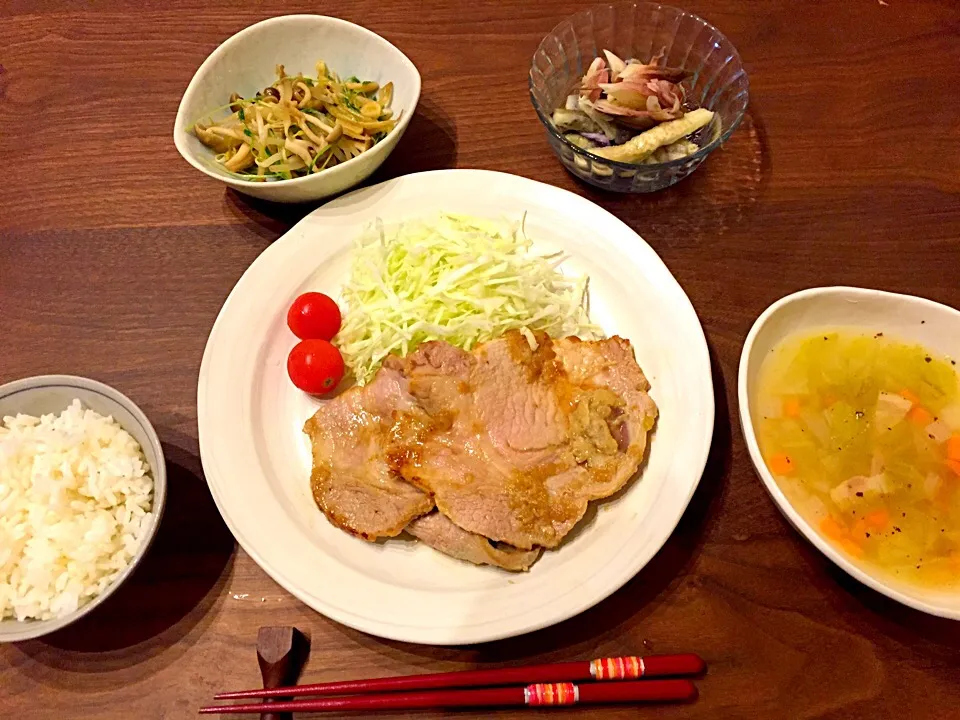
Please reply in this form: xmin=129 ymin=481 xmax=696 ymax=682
xmin=287 ymin=292 xmax=341 ymax=341
xmin=287 ymin=339 xmax=344 ymax=395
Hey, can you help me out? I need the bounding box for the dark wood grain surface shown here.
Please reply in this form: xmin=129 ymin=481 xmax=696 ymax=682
xmin=2 ymin=1 xmax=959 ymax=718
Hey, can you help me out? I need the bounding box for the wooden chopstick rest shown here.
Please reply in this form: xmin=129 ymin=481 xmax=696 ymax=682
xmin=256 ymin=627 xmax=309 ymax=720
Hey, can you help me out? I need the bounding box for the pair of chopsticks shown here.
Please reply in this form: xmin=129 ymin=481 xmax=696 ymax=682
xmin=201 ymin=653 xmax=705 ymax=714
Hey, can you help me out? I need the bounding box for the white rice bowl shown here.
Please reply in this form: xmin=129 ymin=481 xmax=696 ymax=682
xmin=0 ymin=400 xmax=154 ymax=621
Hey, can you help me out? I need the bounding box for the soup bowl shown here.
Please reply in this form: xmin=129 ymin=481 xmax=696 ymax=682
xmin=738 ymin=286 xmax=960 ymax=619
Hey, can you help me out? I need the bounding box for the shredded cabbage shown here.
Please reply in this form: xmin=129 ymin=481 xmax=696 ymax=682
xmin=338 ymin=212 xmax=603 ymax=385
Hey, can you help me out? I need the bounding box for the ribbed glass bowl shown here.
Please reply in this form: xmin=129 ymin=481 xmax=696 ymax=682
xmin=530 ymin=3 xmax=749 ymax=193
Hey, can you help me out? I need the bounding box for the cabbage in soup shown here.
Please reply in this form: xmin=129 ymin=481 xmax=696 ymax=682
xmin=756 ymin=330 xmax=960 ymax=588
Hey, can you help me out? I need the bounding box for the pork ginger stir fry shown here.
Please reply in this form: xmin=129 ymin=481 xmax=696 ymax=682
xmin=552 ymin=49 xmax=715 ymax=164
xmin=192 ymin=62 xmax=397 ymax=180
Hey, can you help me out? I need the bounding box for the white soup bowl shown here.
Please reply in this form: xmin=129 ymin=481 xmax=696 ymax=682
xmin=739 ymin=286 xmax=960 ymax=619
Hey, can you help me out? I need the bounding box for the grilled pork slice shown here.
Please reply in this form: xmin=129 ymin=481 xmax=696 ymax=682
xmin=391 ymin=332 xmax=657 ymax=550
xmin=303 ymin=363 xmax=434 ymax=541
xmin=303 ymin=331 xmax=657 ymax=564
xmin=302 ymin=356 xmax=539 ymax=571
xmin=406 ymin=512 xmax=541 ymax=572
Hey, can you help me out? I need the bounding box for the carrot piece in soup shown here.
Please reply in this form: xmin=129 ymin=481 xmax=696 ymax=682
xmin=820 ymin=516 xmax=848 ymax=542
xmin=947 ymin=434 xmax=960 ymax=461
xmin=768 ymin=453 xmax=794 ymax=475
xmin=783 ymin=396 xmax=802 ymax=418
xmin=908 ymin=406 xmax=934 ymax=427
xmin=948 ymin=459 xmax=960 ymax=478
xmin=820 ymin=517 xmax=863 ymax=556
xmin=864 ymin=509 xmax=890 ymax=531
xmin=899 ymin=389 xmax=921 ymax=406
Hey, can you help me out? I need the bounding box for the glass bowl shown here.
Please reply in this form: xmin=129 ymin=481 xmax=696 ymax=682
xmin=530 ymin=3 xmax=749 ymax=193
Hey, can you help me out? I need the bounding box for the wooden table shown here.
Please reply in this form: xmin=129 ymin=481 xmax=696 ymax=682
xmin=2 ymin=1 xmax=959 ymax=717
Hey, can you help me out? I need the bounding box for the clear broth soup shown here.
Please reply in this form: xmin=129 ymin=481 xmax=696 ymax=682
xmin=756 ymin=329 xmax=960 ymax=589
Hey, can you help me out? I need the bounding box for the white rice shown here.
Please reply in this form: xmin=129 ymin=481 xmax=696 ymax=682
xmin=0 ymin=399 xmax=154 ymax=621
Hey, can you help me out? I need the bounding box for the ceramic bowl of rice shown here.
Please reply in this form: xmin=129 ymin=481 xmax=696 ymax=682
xmin=0 ymin=375 xmax=166 ymax=642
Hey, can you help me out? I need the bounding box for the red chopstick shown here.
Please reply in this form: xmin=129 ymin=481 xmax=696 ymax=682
xmin=201 ymin=679 xmax=697 ymax=714
xmin=214 ymin=653 xmax=704 ymax=700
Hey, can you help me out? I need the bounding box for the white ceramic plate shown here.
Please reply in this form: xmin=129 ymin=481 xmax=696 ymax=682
xmin=198 ymin=169 xmax=714 ymax=644
xmin=739 ymin=286 xmax=960 ymax=619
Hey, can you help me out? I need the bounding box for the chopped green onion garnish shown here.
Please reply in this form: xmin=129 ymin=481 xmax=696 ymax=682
xmin=308 ymin=144 xmax=335 ymax=171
